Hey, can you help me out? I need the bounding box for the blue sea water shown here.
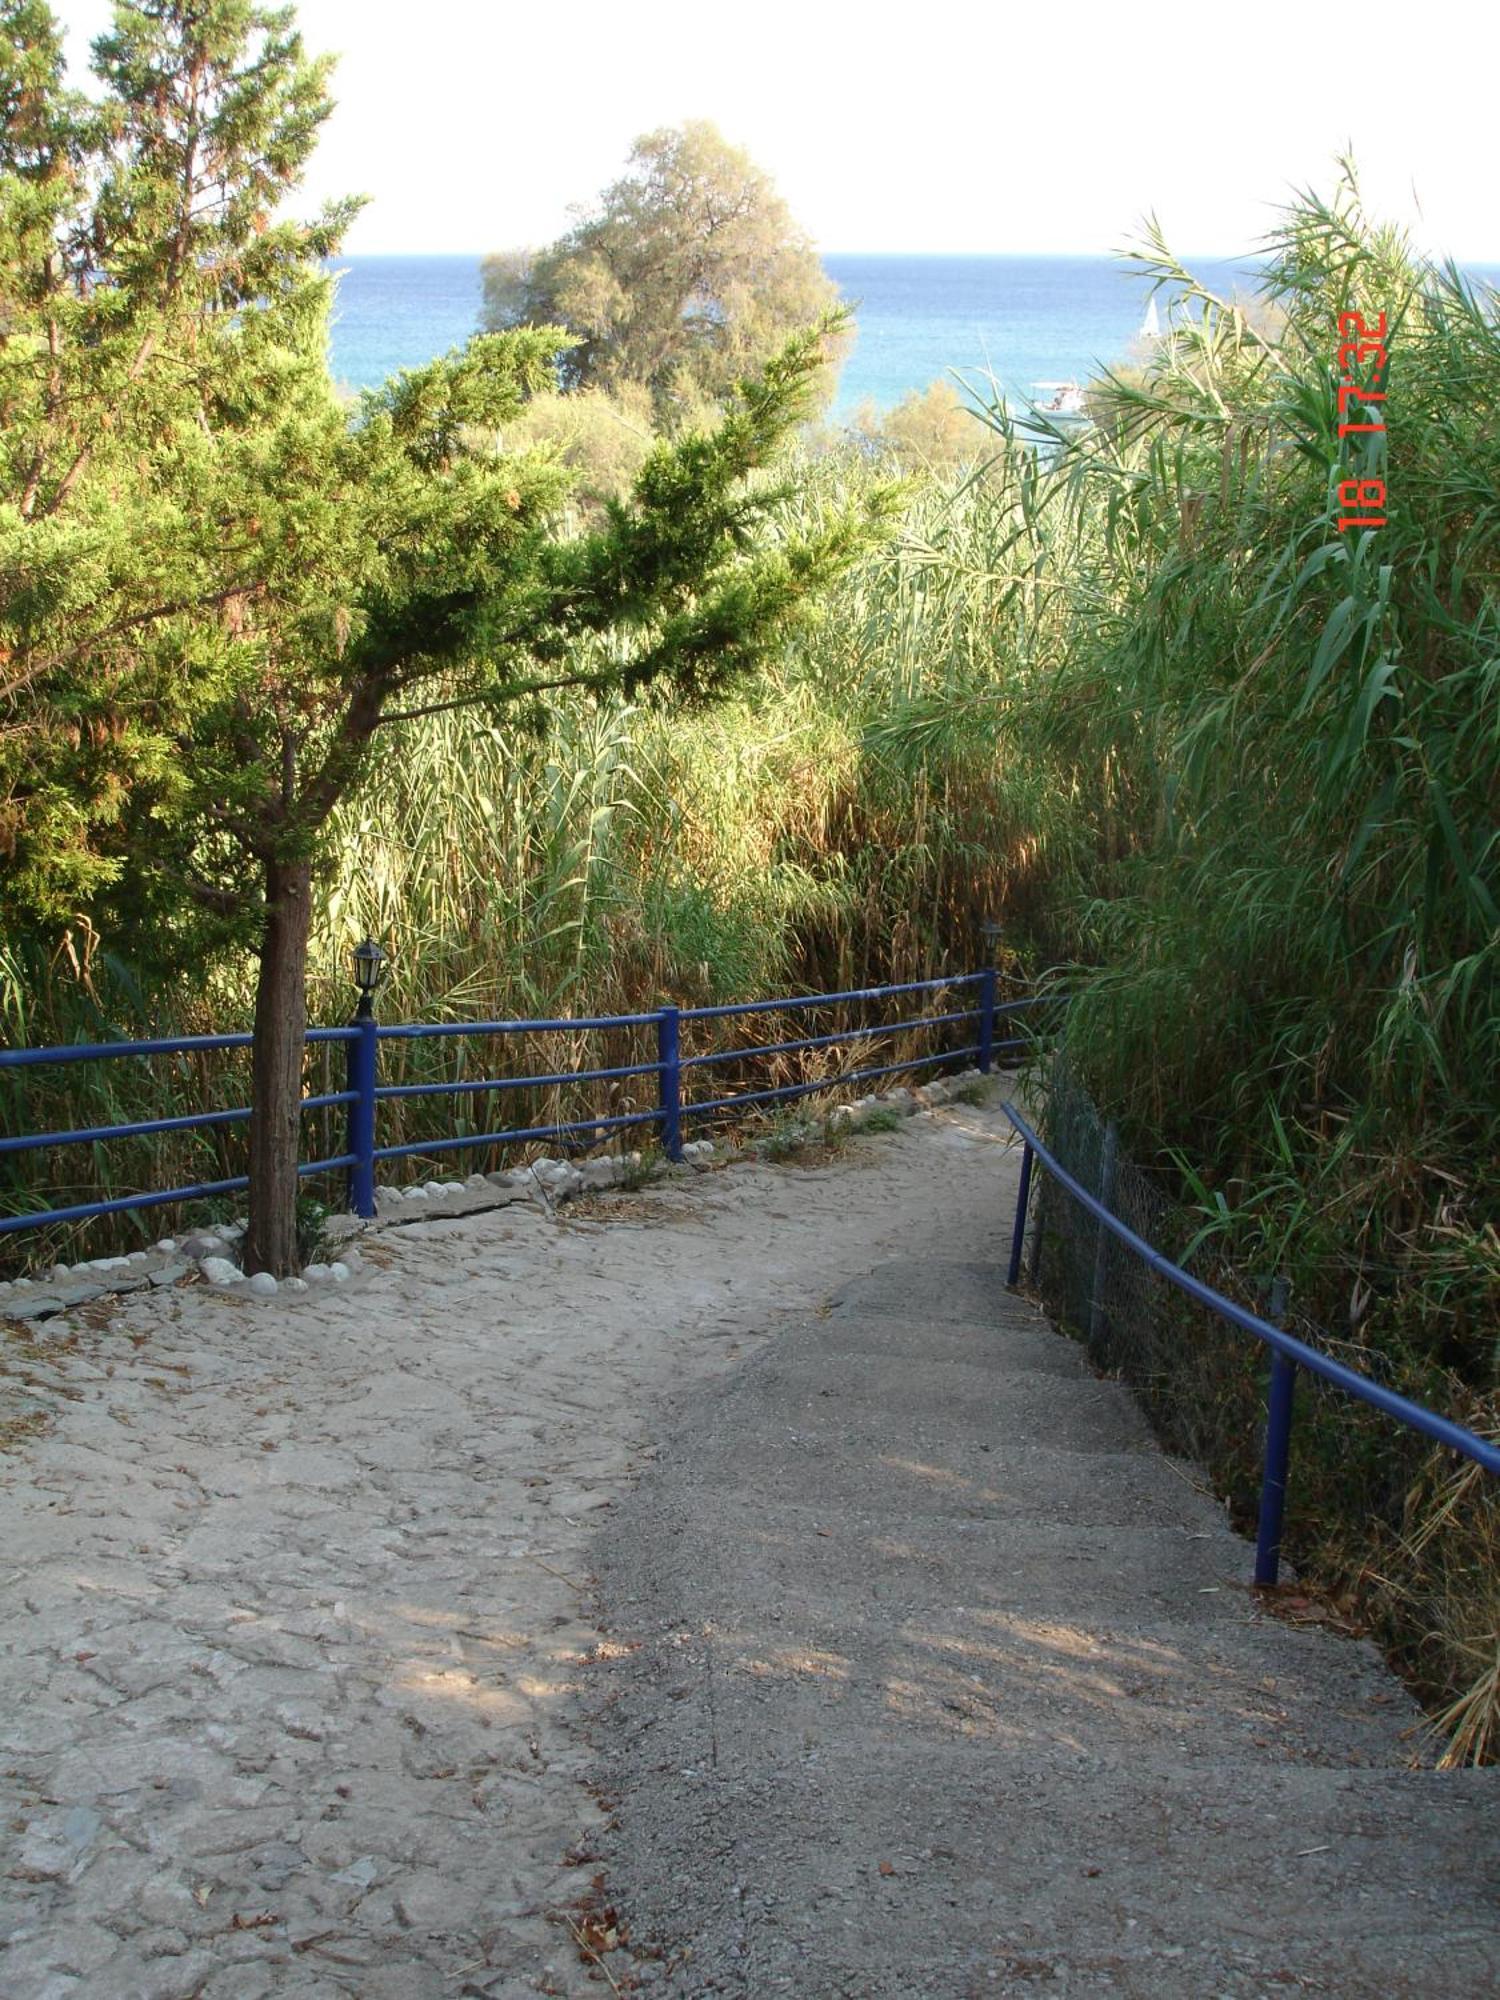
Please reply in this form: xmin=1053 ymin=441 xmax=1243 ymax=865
xmin=326 ymin=251 xmax=1500 ymax=418
xmin=324 ymin=252 xmax=1260 ymax=418
xmin=822 ymin=253 xmax=1252 ymax=414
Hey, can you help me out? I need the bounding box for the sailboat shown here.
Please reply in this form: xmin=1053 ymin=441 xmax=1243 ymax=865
xmin=1141 ymin=296 xmax=1163 ymax=340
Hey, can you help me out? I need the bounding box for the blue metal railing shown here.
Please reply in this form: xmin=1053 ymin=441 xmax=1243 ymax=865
xmin=0 ymin=971 xmax=1045 ymax=1247
xmin=1001 ymin=1101 xmax=1500 ymax=1587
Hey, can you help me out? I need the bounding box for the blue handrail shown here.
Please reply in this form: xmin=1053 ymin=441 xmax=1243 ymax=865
xmin=1 ymin=976 xmax=1053 ymax=1249
xmin=1001 ymin=1101 xmax=1500 ymax=1587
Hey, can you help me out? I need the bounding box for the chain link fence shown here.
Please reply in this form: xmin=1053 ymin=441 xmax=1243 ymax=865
xmin=1017 ymin=1068 xmax=1500 ymax=1765
xmin=1023 ymin=1068 xmax=1406 ymax=1535
xmin=1025 ymin=1075 xmax=1259 ymax=1517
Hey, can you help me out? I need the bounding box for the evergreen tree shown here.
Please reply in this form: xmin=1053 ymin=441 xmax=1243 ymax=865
xmin=1 ymin=5 xmax=885 ymax=1275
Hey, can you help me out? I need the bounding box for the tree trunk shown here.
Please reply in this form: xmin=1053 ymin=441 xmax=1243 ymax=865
xmin=243 ymin=856 xmax=313 ymax=1277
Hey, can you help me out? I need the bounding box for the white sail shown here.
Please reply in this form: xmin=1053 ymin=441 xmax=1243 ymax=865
xmin=1142 ymin=297 xmax=1162 ymax=340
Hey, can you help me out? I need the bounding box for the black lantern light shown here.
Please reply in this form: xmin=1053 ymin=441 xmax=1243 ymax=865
xmin=352 ymin=937 xmax=388 ymax=1018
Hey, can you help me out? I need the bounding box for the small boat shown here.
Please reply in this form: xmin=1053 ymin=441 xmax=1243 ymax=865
xmin=1031 ymin=380 xmax=1088 ymax=419
xmin=1141 ymin=296 xmax=1163 ymax=340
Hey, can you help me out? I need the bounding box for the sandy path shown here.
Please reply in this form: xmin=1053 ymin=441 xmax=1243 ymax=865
xmin=0 ymin=1102 xmax=1015 ymax=1998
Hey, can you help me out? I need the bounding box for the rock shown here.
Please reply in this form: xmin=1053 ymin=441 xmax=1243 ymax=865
xmin=328 ymin=1262 xmax=351 ymax=1283
xmin=6 ymin=1294 xmax=68 ymax=1321
xmin=303 ymin=1263 xmax=332 ymax=1282
xmin=200 ymin=1257 xmax=241 ymax=1287
xmin=179 ymin=1232 xmax=227 ymax=1261
xmin=422 ymin=1181 xmax=446 ymax=1197
xmin=12 ymin=1805 xmax=102 ymax=1882
xmin=465 ymin=1174 xmax=489 ymax=1190
xmin=148 ymin=1262 xmax=191 ymax=1289
xmin=127 ymin=1250 xmax=151 ymax=1266
xmin=246 ymin=1271 xmax=278 ymax=1298
xmin=401 ymin=1186 xmax=427 ymax=1201
xmin=390 ymin=1867 xmax=458 ymax=1930
xmin=154 ymin=1238 xmax=178 ymax=1254
xmin=580 ymin=1158 xmax=618 ymax=1189
xmin=282 ymin=1277 xmax=309 ymax=1293
xmin=332 ymin=1854 xmax=382 ymax=1891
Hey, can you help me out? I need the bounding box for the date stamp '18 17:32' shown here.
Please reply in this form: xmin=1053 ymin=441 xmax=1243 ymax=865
xmin=1337 ymin=310 xmax=1388 ymax=531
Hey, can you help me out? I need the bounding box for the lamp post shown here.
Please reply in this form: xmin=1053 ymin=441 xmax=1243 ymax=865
xmin=352 ymin=937 xmax=388 ymax=1020
xmin=347 ymin=939 xmax=386 ymax=1218
xmin=977 ymin=919 xmax=1001 ymax=1073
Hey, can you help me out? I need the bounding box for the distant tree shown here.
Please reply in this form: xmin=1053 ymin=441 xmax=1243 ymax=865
xmin=846 ymin=380 xmax=985 ymax=471
xmin=482 ymin=121 xmax=842 ymax=420
xmin=2 ymin=7 xmax=888 ymax=1275
xmin=496 ymin=380 xmax=657 ymax=516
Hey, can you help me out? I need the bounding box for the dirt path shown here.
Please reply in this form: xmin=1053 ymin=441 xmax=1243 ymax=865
xmin=1 ymin=1101 xmax=1017 ymax=1998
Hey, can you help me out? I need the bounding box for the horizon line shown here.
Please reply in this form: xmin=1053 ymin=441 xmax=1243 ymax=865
xmin=333 ymin=247 xmax=1256 ymax=263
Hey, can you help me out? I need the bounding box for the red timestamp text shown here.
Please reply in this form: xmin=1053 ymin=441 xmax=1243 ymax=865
xmin=1336 ymin=310 xmax=1388 ymax=531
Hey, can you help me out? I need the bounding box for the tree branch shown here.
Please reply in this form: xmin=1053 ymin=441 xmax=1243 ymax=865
xmin=373 ymin=663 xmax=620 ymax=728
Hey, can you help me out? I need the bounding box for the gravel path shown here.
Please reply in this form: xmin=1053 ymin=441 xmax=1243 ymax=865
xmin=1 ymin=1100 xmax=1014 ymax=1997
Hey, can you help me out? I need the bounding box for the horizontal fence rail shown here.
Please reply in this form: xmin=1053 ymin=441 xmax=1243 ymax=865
xmin=0 ymin=971 xmax=1052 ymax=1252
xmin=1001 ymin=1101 xmax=1500 ymax=1587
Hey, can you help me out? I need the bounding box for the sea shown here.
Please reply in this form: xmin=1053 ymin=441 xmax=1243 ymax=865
xmin=324 ymin=252 xmax=1262 ymax=418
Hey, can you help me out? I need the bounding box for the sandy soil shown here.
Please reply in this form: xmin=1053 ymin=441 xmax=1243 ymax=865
xmin=0 ymin=1100 xmax=1017 ymax=1998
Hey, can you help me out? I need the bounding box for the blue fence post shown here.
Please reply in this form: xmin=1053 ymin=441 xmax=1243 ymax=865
xmin=978 ymin=966 xmax=997 ymax=1074
xmin=1254 ymin=1277 xmax=1295 ymax=1587
xmin=1006 ymin=1140 xmax=1033 ymax=1286
xmin=657 ymin=1006 xmax=683 ymax=1163
xmin=347 ymin=1013 xmax=379 ymax=1219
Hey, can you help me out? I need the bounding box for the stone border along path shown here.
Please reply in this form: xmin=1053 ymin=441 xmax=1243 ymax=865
xmin=2 ymin=1087 xmax=1495 ymax=1998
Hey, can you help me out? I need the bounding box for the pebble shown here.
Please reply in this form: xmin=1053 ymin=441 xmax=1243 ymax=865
xmin=200 ymin=1257 xmax=241 ymax=1287
xmin=246 ymin=1271 xmax=278 ymax=1298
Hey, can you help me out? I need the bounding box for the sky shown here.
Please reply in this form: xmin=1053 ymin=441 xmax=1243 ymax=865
xmin=54 ymin=0 xmax=1498 ymax=263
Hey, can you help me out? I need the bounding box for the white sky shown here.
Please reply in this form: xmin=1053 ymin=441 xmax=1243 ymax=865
xmin=55 ymin=0 xmax=1497 ymax=261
